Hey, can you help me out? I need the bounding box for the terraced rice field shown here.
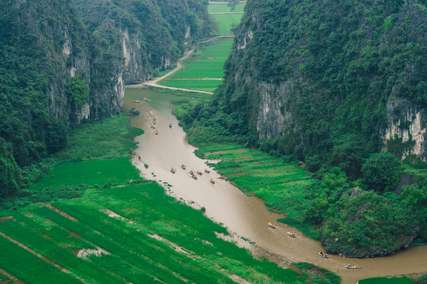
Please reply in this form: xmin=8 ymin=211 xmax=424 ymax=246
xmin=158 ymin=2 xmax=244 ymax=92
xmin=195 ymin=143 xmax=319 ymax=238
xmin=0 ymin=181 xmax=308 ymax=283
xmin=160 ymin=39 xmax=233 ymax=92
xmin=0 ymin=114 xmax=322 ymax=283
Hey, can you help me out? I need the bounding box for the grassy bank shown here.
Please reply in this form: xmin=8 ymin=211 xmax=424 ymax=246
xmin=195 ymin=143 xmax=319 ymax=239
xmin=0 ymin=111 xmax=339 ymax=283
xmin=2 ymin=115 xmax=142 ymax=209
xmin=359 ymin=274 xmax=427 ymax=284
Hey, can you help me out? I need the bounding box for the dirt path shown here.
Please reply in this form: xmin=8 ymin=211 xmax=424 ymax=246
xmin=127 ymin=36 xmax=233 ymax=95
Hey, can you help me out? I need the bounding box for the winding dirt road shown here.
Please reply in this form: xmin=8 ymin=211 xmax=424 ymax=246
xmin=127 ymin=36 xmax=233 ymax=95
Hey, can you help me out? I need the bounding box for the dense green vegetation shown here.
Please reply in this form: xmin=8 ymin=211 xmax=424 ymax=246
xmin=359 ymin=277 xmax=414 ymax=284
xmin=182 ymin=0 xmax=427 ymax=257
xmin=359 ymin=274 xmax=427 ymax=284
xmin=0 ymin=0 xmax=211 ymax=198
xmin=0 ymin=108 xmax=336 ymax=283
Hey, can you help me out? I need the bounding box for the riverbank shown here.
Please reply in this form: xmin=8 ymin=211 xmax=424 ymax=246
xmin=0 ymin=104 xmax=341 ymax=283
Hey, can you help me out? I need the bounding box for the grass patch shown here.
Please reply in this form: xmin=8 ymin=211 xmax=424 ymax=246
xmin=194 ymin=143 xmax=319 ymax=239
xmin=55 ymin=114 xmax=142 ymax=161
xmin=294 ymin=263 xmax=340 ymax=284
xmin=211 ymin=13 xmax=243 ymax=35
xmin=2 ymin=114 xmax=142 ymax=209
xmin=208 ymin=2 xmax=244 ymax=36
xmin=160 ymin=38 xmax=233 ymax=92
xmin=28 ymin=158 xmax=140 ymax=191
xmin=359 ymin=277 xmax=414 ymax=284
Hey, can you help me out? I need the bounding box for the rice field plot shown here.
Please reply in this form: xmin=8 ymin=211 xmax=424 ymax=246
xmin=28 ymin=158 xmax=141 ymax=192
xmin=197 ymin=143 xmax=319 ymax=238
xmin=211 ymin=13 xmax=244 ymax=36
xmin=160 ymin=38 xmax=233 ymax=92
xmin=359 ymin=277 xmax=414 ymax=284
xmin=208 ymin=2 xmax=244 ymax=36
xmin=0 ymin=181 xmax=309 ymax=283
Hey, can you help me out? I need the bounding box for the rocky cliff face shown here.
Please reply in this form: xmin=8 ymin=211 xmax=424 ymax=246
xmin=384 ymin=97 xmax=427 ymax=159
xmin=0 ymin=0 xmax=210 ymax=195
xmin=70 ymin=0 xmax=211 ymax=121
xmin=217 ymin=0 xmax=427 ymax=164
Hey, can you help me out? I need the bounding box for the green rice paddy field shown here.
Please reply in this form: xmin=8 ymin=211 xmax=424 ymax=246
xmin=160 ymin=38 xmax=232 ymax=92
xmin=194 ymin=143 xmax=319 ymax=239
xmin=0 ymin=113 xmax=336 ymax=283
xmin=159 ymin=2 xmax=243 ymax=92
xmin=208 ymin=3 xmax=244 ymax=36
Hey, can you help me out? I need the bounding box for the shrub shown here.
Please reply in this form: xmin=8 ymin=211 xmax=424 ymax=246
xmin=362 ymin=152 xmax=401 ymax=192
xmin=321 ymin=190 xmax=418 ymax=257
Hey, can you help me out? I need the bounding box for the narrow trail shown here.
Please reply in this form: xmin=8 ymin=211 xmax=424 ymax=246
xmin=127 ymin=36 xmax=233 ymax=95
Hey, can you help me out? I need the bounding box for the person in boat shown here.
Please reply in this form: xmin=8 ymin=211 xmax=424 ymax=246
xmin=344 ymin=264 xmax=361 ymax=270
xmin=319 ymin=251 xmax=329 ymax=259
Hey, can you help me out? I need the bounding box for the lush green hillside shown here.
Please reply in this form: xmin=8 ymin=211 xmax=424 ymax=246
xmin=0 ymin=0 xmax=211 ymax=198
xmin=182 ymin=0 xmax=427 ymax=257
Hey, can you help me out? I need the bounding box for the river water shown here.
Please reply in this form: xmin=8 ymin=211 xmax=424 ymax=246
xmin=124 ymin=88 xmax=427 ymax=284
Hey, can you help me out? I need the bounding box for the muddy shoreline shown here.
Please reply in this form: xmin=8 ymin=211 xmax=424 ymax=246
xmin=124 ymin=88 xmax=427 ymax=284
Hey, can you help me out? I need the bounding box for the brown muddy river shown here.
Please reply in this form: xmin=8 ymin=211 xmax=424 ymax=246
xmin=124 ymin=88 xmax=427 ymax=284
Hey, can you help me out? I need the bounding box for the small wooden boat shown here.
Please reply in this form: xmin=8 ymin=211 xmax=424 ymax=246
xmin=287 ymin=232 xmax=296 ymax=238
xmin=344 ymin=264 xmax=361 ymax=270
xmin=268 ymin=222 xmax=277 ymax=229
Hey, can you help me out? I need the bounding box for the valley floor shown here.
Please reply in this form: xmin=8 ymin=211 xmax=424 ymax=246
xmin=0 ymin=113 xmax=333 ymax=283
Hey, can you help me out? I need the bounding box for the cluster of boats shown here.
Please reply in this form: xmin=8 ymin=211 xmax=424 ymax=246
xmin=169 ymin=164 xmax=216 ymax=184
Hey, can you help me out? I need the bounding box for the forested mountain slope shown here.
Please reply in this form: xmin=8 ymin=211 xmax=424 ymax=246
xmin=0 ymin=0 xmax=210 ymax=196
xmin=204 ymin=0 xmax=427 ymax=168
xmin=184 ymin=0 xmax=427 ymax=257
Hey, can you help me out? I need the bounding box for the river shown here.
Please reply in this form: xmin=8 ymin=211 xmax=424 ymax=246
xmin=124 ymin=88 xmax=427 ymax=284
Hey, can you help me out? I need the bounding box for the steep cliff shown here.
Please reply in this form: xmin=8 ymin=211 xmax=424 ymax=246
xmin=183 ymin=0 xmax=427 ymax=257
xmin=212 ymin=0 xmax=427 ymax=168
xmin=0 ymin=0 xmax=210 ymax=196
